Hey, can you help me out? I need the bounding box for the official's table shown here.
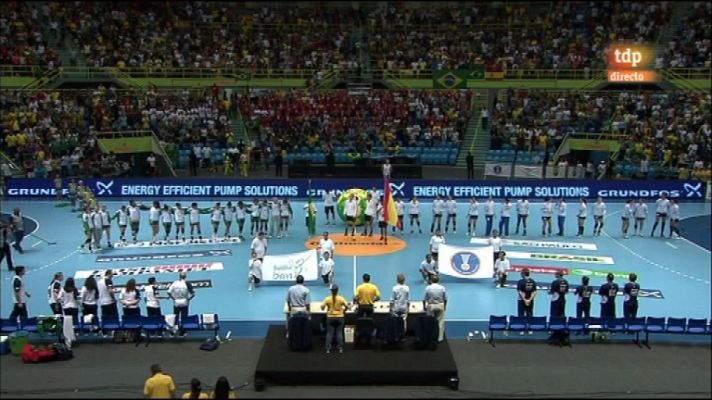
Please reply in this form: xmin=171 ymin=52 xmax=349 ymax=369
xmin=283 ymin=301 xmax=426 ymax=335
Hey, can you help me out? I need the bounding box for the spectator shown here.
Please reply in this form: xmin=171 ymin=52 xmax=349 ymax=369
xmin=210 ymin=376 xmax=236 ymax=399
xmin=143 ymin=364 xmax=176 ymax=399
xmin=182 ymin=378 xmax=208 ymax=399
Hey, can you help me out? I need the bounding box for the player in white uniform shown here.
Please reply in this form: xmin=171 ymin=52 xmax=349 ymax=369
xmin=429 ymin=229 xmax=446 ymax=261
xmin=344 ymin=193 xmax=359 ymax=239
xmin=621 ymin=199 xmax=634 ymax=239
xmin=259 ymin=200 xmax=270 ymax=235
xmin=91 ymin=206 xmax=103 ymax=251
xmin=393 ymin=197 xmax=405 ymax=233
xmin=633 ymin=198 xmax=648 ymax=236
xmin=100 ymin=205 xmax=112 ymax=248
xmin=223 ymin=201 xmax=235 ymax=238
xmin=269 ymin=197 xmax=281 ymax=238
xmin=210 ymin=202 xmax=223 ymax=241
xmin=189 ymin=202 xmax=203 ymax=241
xmin=148 ymin=201 xmax=161 ymax=244
xmin=555 ymin=198 xmax=566 ymax=237
xmin=319 ymin=251 xmax=335 ymax=287
xmin=249 ymin=199 xmax=260 ymax=237
xmin=128 ymin=200 xmax=141 ymax=243
xmin=248 ymin=250 xmax=262 ymax=292
xmin=279 ymin=199 xmax=293 ymax=238
xmin=173 ymin=203 xmax=187 ymax=241
xmin=114 ymin=205 xmax=128 ymax=243
xmin=540 ymin=197 xmax=553 ymax=237
xmin=494 ymin=251 xmax=511 ymax=288
xmin=444 ymin=196 xmax=458 ymax=234
xmin=318 ymin=231 xmax=335 ymax=260
xmin=651 ymin=193 xmax=671 ymax=238
xmin=467 ymin=197 xmax=479 ymax=237
xmin=323 ymin=189 xmax=336 ymax=225
xmin=576 ymin=198 xmax=587 ymax=237
xmin=484 ymin=196 xmax=496 ymax=236
xmin=362 ymin=193 xmax=377 ymax=236
xmin=408 ymin=196 xmax=422 ymax=233
xmin=592 ymin=196 xmax=606 ymax=237
xmin=515 ymin=197 xmax=530 ymax=236
xmin=668 ymin=199 xmax=681 ymax=239
xmin=499 ymin=198 xmax=512 ymax=237
xmin=161 ymin=204 xmax=173 ymax=242
xmin=488 ymin=229 xmax=503 ymax=264
xmin=430 ymin=195 xmax=445 ymax=234
xmin=235 ymin=201 xmax=247 ymax=240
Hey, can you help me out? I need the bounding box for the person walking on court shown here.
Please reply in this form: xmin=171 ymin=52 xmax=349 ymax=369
xmin=390 ymin=273 xmax=411 ymax=331
xmin=9 ymin=266 xmax=30 ymax=323
xmin=517 ymin=268 xmax=537 ymax=334
xmin=354 ymin=273 xmax=380 ymax=317
xmin=576 ymin=198 xmax=588 ymax=237
xmin=623 ymin=273 xmax=640 ymax=319
xmin=319 ymin=251 xmax=335 ymax=288
xmin=10 ymin=208 xmax=25 ymax=254
xmin=598 ymin=273 xmax=619 ymax=318
xmin=651 ymin=192 xmax=671 ymax=238
xmin=248 ymin=250 xmax=262 ymax=292
xmin=423 ymin=275 xmax=447 ymax=342
xmin=321 ymin=284 xmax=348 ymax=354
xmin=0 ymin=221 xmax=13 ymax=271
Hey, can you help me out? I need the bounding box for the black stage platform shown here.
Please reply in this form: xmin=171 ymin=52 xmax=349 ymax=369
xmin=253 ymin=325 xmax=459 ymax=391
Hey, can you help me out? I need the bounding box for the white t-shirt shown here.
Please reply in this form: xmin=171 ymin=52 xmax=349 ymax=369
xmin=345 ymin=199 xmax=359 ymax=217
xmin=249 ymin=259 xmax=263 ymax=280
xmin=430 ymin=235 xmax=445 ymax=253
xmin=557 ymin=202 xmax=567 ymax=217
xmin=489 ymin=236 xmax=503 ymax=252
xmin=446 ymin=200 xmax=458 ymax=214
xmin=495 ymin=258 xmax=511 ymax=274
xmin=323 ymin=191 xmax=335 ymax=207
xmin=319 ymin=258 xmax=335 ymax=276
xmin=432 ymin=199 xmax=445 ymax=215
xmin=577 ymin=203 xmax=587 ymax=218
xmin=318 ymin=238 xmax=335 ymax=259
xmin=149 ymin=206 xmax=160 ymax=223
xmin=167 ymin=279 xmax=193 ymax=307
xmin=144 ymin=285 xmax=160 ymax=308
xmin=541 ymin=202 xmax=553 ymax=218
xmin=251 ymin=237 xmax=268 ymax=258
xmin=97 ymin=277 xmax=116 ymax=306
xmin=408 ymin=200 xmax=420 ymax=215
xmin=501 ymin=202 xmax=512 ymax=218
xmin=634 ymin=203 xmax=648 ymax=218
xmin=655 ymin=198 xmax=671 ymax=214
xmin=174 ymin=207 xmax=186 ymax=223
xmin=592 ymin=202 xmax=606 ymax=217
xmin=516 ymin=200 xmax=530 ymax=215
xmin=485 ymin=200 xmax=495 ymax=216
xmin=468 ymin=201 xmax=479 ymax=216
xmin=189 ymin=208 xmax=201 ymax=224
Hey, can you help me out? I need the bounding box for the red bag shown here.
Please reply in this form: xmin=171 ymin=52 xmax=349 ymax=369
xmin=21 ymin=344 xmax=57 ymax=363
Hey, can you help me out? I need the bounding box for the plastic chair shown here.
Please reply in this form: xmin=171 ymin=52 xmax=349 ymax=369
xmin=687 ymin=318 xmax=708 ymax=334
xmin=20 ymin=317 xmax=39 ymax=334
xmin=507 ymin=316 xmax=528 ymax=333
xmin=140 ymin=316 xmax=165 ymax=347
xmin=606 ymin=317 xmax=627 ymax=334
xmin=643 ymin=317 xmax=665 ymax=347
xmin=101 ymin=315 xmax=121 ymax=333
xmin=488 ymin=315 xmax=507 ymax=346
xmin=625 ymin=317 xmax=646 ymax=344
xmin=0 ymin=318 xmax=19 ymax=335
xmin=665 ymin=317 xmax=686 ymax=333
xmin=528 ymin=316 xmax=548 ymax=332
xmin=548 ymin=316 xmax=567 ymax=332
xmin=180 ymin=314 xmax=201 ymax=333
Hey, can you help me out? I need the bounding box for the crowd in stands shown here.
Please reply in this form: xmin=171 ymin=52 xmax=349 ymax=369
xmin=0 ymin=2 xmax=63 ymax=71
xmin=663 ymin=1 xmax=711 ymax=68
xmin=237 ymin=89 xmax=471 ymax=156
xmin=369 ymin=1 xmax=672 ymax=72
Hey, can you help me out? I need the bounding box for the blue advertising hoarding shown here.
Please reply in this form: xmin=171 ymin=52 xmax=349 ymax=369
xmin=4 ymin=178 xmax=706 ymax=200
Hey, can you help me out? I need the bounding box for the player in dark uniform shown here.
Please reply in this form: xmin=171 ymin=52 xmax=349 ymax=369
xmin=574 ymin=276 xmax=593 ymax=335
xmin=598 ymin=273 xmax=619 ymax=319
xmin=623 ymin=273 xmax=640 ymax=319
xmin=516 ymin=268 xmax=537 ymax=335
xmin=548 ymin=271 xmax=569 ymax=344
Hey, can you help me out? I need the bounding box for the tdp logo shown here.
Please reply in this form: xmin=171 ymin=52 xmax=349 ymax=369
xmin=614 ymin=48 xmax=642 ymax=67
xmin=389 ymin=181 xmax=406 ymax=197
xmin=96 ymin=180 xmax=115 ymax=195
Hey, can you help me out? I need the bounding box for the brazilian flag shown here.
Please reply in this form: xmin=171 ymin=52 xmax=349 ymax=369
xmin=433 ymin=70 xmax=468 ymax=89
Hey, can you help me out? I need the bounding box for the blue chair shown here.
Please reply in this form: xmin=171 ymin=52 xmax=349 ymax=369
xmin=508 ymin=316 xmax=528 ymax=334
xmin=643 ymin=317 xmax=666 ymax=347
xmin=666 ymin=317 xmax=686 ymax=333
xmin=625 ymin=317 xmax=646 ymax=345
xmin=606 ymin=317 xmax=627 ymax=334
xmin=122 ymin=315 xmax=143 ymax=346
xmin=80 ymin=315 xmax=100 ymax=335
xmin=180 ymin=314 xmax=201 ymax=335
xmin=0 ymin=318 xmax=19 ymax=335
xmin=687 ymin=318 xmax=708 ymax=334
xmin=586 ymin=317 xmax=606 ymax=333
xmin=487 ymin=315 xmax=507 ymax=346
xmin=101 ymin=315 xmax=121 ymax=335
xmin=200 ymin=314 xmax=220 ymax=338
xmin=548 ymin=316 xmax=567 ymax=332
xmin=140 ymin=316 xmax=165 ymax=347
xmin=528 ymin=316 xmax=547 ymax=332
xmin=20 ymin=317 xmax=39 ymax=334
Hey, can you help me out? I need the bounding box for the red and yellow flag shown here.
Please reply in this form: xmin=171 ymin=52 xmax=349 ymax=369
xmin=383 ymin=176 xmax=400 ymax=227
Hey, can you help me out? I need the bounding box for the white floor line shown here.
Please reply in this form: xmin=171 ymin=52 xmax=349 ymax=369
xmin=665 ymin=242 xmax=678 ymax=249
xmin=4 ymin=249 xmax=80 ymax=280
xmin=31 ymin=241 xmax=42 ymax=248
xmin=603 ymin=211 xmax=710 ymax=285
xmin=678 ymin=213 xmax=712 ymax=253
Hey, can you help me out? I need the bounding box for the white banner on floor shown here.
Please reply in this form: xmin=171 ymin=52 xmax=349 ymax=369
xmin=262 ymin=249 xmax=319 ymax=282
xmin=112 ymin=237 xmax=241 ymax=249
xmin=484 ymin=163 xmax=512 ymax=178
xmin=506 ymin=251 xmax=614 ymax=265
xmin=74 ymin=262 xmax=224 ymax=279
xmin=470 ymin=238 xmax=597 ymax=251
xmin=437 ymin=244 xmax=494 ymax=279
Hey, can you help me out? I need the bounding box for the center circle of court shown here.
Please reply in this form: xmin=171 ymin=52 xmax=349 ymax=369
xmin=305 ymin=233 xmax=407 ymax=256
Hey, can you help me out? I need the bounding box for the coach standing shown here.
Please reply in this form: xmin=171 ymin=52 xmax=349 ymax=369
xmin=516 ymin=268 xmax=537 ymax=334
xmin=10 ymin=208 xmax=24 ymax=254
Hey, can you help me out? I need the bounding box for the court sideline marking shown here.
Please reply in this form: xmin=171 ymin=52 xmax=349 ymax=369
xmin=679 ymin=213 xmax=712 ymax=254
xmin=603 ymin=211 xmax=710 ymax=285
xmin=3 ymin=249 xmax=80 ymax=280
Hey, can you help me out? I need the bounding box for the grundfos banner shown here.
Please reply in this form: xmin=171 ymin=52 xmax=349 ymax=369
xmin=5 ymin=178 xmax=706 ymax=200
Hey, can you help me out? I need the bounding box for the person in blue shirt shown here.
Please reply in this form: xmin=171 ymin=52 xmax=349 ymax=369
xmin=623 ymin=273 xmax=640 ymax=319
xmin=598 ymin=273 xmax=619 ymax=319
xmin=549 ymin=271 xmax=569 ymax=318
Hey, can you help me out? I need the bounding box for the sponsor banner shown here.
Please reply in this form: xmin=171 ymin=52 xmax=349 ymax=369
xmin=506 ymin=251 xmax=614 ymax=265
xmin=514 ymin=165 xmax=543 ymax=179
xmin=502 ymin=281 xmax=664 ymax=299
xmin=262 ymin=249 xmax=319 ymax=282
xmin=484 ymin=163 xmax=512 ymax=178
xmin=569 ymin=268 xmax=637 ymax=280
xmin=111 ymin=279 xmax=212 ymax=294
xmin=5 ymin=178 xmax=706 ymax=200
xmin=470 ymin=238 xmax=597 ymax=251
xmin=74 ymin=262 xmax=224 ymax=279
xmin=112 ymin=237 xmax=241 ymax=249
xmin=509 ymin=265 xmax=569 ymax=275
xmin=96 ymin=249 xmax=232 ymax=263
xmin=437 ymin=244 xmax=494 ymax=279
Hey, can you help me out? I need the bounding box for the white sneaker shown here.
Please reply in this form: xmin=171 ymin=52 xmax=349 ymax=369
xmin=519 ymin=331 xmax=525 ymax=336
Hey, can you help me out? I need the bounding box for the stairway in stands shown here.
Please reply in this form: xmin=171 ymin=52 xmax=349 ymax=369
xmin=456 ymin=89 xmax=491 ymax=178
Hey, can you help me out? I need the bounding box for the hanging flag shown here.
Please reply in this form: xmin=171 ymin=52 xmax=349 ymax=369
xmin=383 ymin=176 xmax=399 ymax=228
xmin=306 ymin=179 xmax=316 ymax=235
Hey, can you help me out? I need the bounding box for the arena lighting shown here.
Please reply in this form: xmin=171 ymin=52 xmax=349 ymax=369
xmin=606 ymin=44 xmax=658 ymax=83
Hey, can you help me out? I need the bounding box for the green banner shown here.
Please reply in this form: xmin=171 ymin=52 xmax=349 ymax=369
xmin=469 ymin=65 xmax=485 ymax=80
xmin=570 ymin=268 xmax=637 ymax=280
xmin=568 ymin=139 xmax=620 ymax=152
xmin=433 ymin=70 xmax=468 ymax=89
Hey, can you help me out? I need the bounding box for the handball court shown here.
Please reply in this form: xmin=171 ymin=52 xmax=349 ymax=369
xmin=1 ymin=198 xmax=710 ymax=339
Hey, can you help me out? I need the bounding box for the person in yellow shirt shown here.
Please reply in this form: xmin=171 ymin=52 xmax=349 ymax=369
xmin=321 ymin=284 xmax=349 ymax=354
xmin=353 ymin=273 xmax=380 ymax=317
xmin=181 ymin=378 xmax=208 ymax=399
xmin=143 ymin=364 xmax=176 ymax=399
